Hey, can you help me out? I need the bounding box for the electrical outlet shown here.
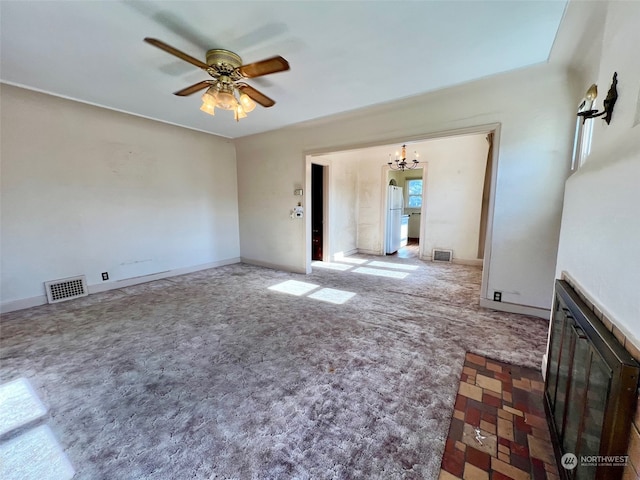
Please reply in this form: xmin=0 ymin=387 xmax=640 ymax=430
xmin=101 ymin=272 xmax=109 ymax=281
xmin=493 ymin=291 xmax=502 ymax=302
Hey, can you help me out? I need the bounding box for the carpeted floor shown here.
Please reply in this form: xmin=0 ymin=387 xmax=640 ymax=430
xmin=0 ymin=253 xmax=550 ymax=479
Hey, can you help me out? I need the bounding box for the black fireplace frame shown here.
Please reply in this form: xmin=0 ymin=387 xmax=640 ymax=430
xmin=544 ymin=280 xmax=639 ymax=480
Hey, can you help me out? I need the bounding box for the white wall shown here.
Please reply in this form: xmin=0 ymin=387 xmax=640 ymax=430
xmin=309 ymin=148 xmax=383 ymax=259
xmin=312 ymin=151 xmax=359 ymax=258
xmin=331 ymin=158 xmax=359 ymax=257
xmin=355 ymin=157 xmax=386 ymax=255
xmin=0 ymin=85 xmax=240 ymax=311
xmin=556 ymin=1 xmax=640 ymax=346
xmin=236 ymin=63 xmax=575 ymax=311
xmin=420 ymin=134 xmax=488 ymax=262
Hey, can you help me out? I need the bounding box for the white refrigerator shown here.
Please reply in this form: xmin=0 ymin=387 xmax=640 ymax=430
xmin=386 ymin=186 xmax=403 ymax=254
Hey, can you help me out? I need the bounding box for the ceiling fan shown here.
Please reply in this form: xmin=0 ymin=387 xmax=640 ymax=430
xmin=144 ymin=37 xmax=290 ymax=120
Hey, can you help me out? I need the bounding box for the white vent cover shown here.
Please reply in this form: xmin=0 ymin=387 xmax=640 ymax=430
xmin=432 ymin=249 xmax=453 ymax=262
xmin=44 ymin=276 xmax=88 ymax=304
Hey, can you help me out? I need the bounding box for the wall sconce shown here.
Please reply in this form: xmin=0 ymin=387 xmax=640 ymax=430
xmin=577 ymin=72 xmax=618 ymax=124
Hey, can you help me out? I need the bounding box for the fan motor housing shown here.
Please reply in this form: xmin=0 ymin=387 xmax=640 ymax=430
xmin=206 ymin=49 xmax=242 ymax=69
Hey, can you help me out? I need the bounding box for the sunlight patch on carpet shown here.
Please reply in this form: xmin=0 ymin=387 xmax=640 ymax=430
xmin=268 ymin=280 xmax=319 ymax=296
xmin=0 ymin=378 xmax=74 ymax=480
xmin=334 ymin=257 xmax=368 ymax=265
xmin=367 ymin=261 xmax=419 ymax=271
xmin=311 ymin=261 xmax=353 ymax=271
xmin=352 ymin=267 xmax=409 ymax=279
xmin=0 ymin=425 xmax=75 ymax=480
xmin=0 ymin=378 xmax=47 ymax=437
xmin=307 ymin=288 xmax=356 ymax=304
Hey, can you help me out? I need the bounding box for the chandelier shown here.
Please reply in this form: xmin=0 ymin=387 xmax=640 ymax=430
xmin=199 ymin=78 xmax=257 ymax=122
xmin=388 ymin=144 xmax=420 ymax=171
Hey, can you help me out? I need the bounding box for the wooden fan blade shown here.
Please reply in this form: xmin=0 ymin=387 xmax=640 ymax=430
xmin=237 ymin=83 xmax=275 ymax=107
xmin=173 ymin=80 xmax=213 ymax=96
xmin=144 ymin=37 xmax=210 ymax=70
xmin=238 ymin=56 xmax=289 ymax=78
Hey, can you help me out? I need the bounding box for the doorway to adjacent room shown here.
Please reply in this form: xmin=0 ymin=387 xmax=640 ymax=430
xmin=305 ymin=125 xmax=497 ymax=305
xmin=311 ymin=164 xmax=324 ymax=261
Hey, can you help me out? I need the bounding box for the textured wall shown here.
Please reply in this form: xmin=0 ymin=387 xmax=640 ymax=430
xmin=419 ymin=134 xmax=487 ymax=262
xmin=1 ymin=85 xmax=240 ymax=309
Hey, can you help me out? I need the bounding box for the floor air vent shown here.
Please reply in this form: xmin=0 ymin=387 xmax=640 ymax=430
xmin=44 ymin=276 xmax=88 ymax=304
xmin=432 ymin=249 xmax=453 ymax=262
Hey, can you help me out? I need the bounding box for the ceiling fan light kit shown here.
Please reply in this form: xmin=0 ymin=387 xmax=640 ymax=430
xmin=144 ymin=38 xmax=289 ymax=122
xmin=199 ymin=102 xmax=215 ymax=116
xmin=239 ymin=93 xmax=256 ymax=113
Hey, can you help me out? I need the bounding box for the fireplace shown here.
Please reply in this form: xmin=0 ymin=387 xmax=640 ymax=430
xmin=544 ymin=280 xmax=639 ymax=479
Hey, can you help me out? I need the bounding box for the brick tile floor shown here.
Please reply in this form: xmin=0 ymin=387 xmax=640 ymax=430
xmin=439 ymin=353 xmax=560 ymax=480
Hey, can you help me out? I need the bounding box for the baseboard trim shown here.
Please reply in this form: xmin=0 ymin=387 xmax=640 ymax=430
xmin=357 ymin=248 xmax=381 ymax=256
xmin=89 ymin=257 xmax=241 ymax=295
xmin=452 ymin=258 xmax=483 ymax=267
xmin=419 ymin=256 xmax=483 ymax=266
xmin=240 ymin=257 xmax=307 ymax=274
xmin=479 ymin=298 xmax=551 ymax=320
xmin=333 ymin=249 xmax=358 ymax=260
xmin=0 ymin=295 xmax=49 ymax=314
xmin=0 ymin=258 xmax=241 ymax=314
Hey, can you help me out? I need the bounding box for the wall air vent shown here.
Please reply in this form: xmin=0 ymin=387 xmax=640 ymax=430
xmin=44 ymin=276 xmax=88 ymax=304
xmin=432 ymin=249 xmax=453 ymax=262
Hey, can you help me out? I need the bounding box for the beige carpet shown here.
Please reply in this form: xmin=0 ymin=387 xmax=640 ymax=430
xmin=0 ymin=253 xmax=550 ymax=479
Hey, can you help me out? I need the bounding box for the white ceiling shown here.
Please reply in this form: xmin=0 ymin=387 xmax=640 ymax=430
xmin=0 ymin=1 xmax=567 ymax=139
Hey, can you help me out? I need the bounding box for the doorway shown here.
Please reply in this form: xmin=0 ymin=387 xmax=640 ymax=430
xmin=304 ymin=124 xmax=498 ymax=305
xmin=311 ymin=164 xmax=324 ymax=261
xmin=385 ymin=169 xmax=424 ymax=259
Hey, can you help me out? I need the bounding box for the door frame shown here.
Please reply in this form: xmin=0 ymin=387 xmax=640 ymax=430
xmin=305 ymin=158 xmax=331 ymax=272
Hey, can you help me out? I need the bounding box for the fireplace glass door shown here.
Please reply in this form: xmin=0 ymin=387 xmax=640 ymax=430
xmin=562 ymin=324 xmax=590 ymax=462
xmin=545 ymin=280 xmax=637 ymax=480
xmin=562 ymin=329 xmax=613 ymax=479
